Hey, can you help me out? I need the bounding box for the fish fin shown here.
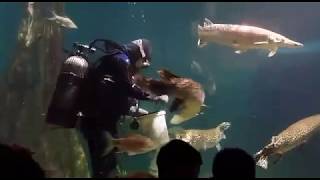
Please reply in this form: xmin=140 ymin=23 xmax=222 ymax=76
xmin=235 ymin=50 xmax=243 ymax=54
xmin=202 ymin=104 xmax=210 ymax=109
xmin=197 ymin=24 xmax=203 ymax=31
xmin=218 ymin=122 xmax=231 ymax=131
xmin=254 ymin=41 xmax=269 ymax=45
xmin=221 ymin=134 xmax=226 ymax=140
xmin=196 ymin=112 xmax=205 ymax=116
xmin=215 ymin=143 xmax=222 ymax=151
xmin=158 ymin=69 xmax=180 ymax=80
xmin=198 ymin=39 xmax=208 ymax=48
xmin=204 ymin=18 xmax=214 ymax=26
xmin=200 ymin=104 xmax=209 ymax=112
xmin=170 ymin=114 xmax=188 ymax=125
xmin=170 ymin=98 xmax=184 ymax=113
xmin=201 ymin=104 xmax=208 ymax=107
xmin=268 ymin=47 xmax=278 ymax=57
xmin=271 ymin=136 xmax=278 ymax=144
xmin=101 ymin=132 xmax=115 ymax=157
xmin=256 ymin=155 xmax=269 ymax=169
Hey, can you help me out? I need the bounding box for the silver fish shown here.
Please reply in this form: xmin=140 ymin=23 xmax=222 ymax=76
xmin=198 ymin=18 xmax=303 ymax=57
xmin=48 ymin=11 xmax=78 ymax=29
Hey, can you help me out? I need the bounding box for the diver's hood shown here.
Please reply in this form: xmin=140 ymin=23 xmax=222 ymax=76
xmin=125 ymin=39 xmax=152 ymax=65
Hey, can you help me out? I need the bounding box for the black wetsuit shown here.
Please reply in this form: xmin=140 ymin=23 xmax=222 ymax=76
xmin=78 ymin=49 xmax=151 ymax=178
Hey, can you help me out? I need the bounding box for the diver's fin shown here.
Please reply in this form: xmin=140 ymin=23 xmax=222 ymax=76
xmin=215 ymin=143 xmax=222 ymax=151
xmin=198 ymin=39 xmax=208 ymax=48
xmin=169 ymin=98 xmax=184 ymax=113
xmin=254 ymin=41 xmax=269 ymax=45
xmin=204 ymin=18 xmax=214 ymax=26
xmin=101 ymin=132 xmax=115 ymax=157
xmin=158 ymin=69 xmax=180 ymax=81
xmin=268 ymin=47 xmax=278 ymax=57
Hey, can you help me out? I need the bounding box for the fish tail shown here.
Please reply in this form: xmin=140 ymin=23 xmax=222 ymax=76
xmin=158 ymin=69 xmax=180 ymax=81
xmin=218 ymin=122 xmax=231 ymax=132
xmin=256 ymin=155 xmax=269 ymax=170
xmin=101 ymin=132 xmax=115 ymax=157
xmin=254 ymin=149 xmax=269 ymax=169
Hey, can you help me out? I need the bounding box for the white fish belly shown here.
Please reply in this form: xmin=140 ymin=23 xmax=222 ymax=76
xmin=170 ymin=100 xmax=202 ymax=124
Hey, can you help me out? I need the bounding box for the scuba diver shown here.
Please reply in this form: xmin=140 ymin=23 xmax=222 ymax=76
xmin=46 ymin=38 xmax=168 ymax=178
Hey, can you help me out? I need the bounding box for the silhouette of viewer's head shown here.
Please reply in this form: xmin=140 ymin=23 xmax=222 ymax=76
xmin=212 ymin=148 xmax=255 ymax=178
xmin=0 ymin=143 xmax=45 ymax=178
xmin=156 ymin=139 xmax=202 ymax=178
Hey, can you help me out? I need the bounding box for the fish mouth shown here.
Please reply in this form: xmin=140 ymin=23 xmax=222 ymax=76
xmin=295 ymin=42 xmax=304 ymax=47
xmin=285 ymin=41 xmax=303 ymax=48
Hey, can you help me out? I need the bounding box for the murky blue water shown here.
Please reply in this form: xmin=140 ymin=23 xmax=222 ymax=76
xmin=1 ymin=2 xmax=320 ymax=178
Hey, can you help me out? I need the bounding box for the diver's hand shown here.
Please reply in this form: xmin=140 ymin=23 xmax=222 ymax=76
xmin=153 ymin=95 xmax=169 ymax=104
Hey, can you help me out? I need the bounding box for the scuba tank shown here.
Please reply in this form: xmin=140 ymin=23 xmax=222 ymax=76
xmin=46 ymin=42 xmax=96 ymax=128
xmin=46 ymin=39 xmax=128 ymax=128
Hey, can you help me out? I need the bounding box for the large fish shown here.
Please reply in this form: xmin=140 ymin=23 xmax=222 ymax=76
xmin=134 ymin=69 xmax=206 ymax=125
xmin=198 ymin=18 xmax=303 ymax=57
xmin=47 ymin=11 xmax=78 ymax=29
xmin=103 ymin=132 xmax=158 ymax=156
xmin=255 ymin=114 xmax=320 ymax=169
xmin=169 ymin=122 xmax=231 ymax=151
